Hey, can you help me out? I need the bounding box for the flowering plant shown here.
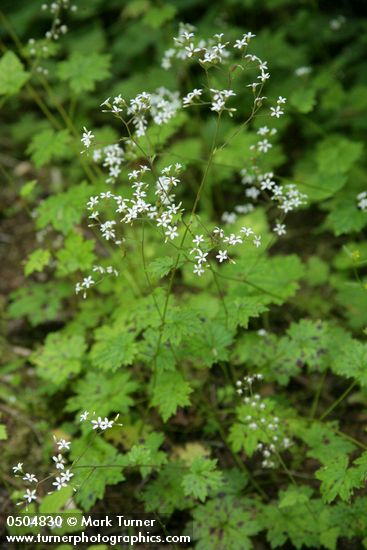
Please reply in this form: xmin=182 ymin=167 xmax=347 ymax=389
xmin=2 ymin=2 xmax=367 ymax=548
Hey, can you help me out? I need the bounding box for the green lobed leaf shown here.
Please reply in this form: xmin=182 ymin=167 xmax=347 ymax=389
xmin=0 ymin=51 xmax=29 ymax=96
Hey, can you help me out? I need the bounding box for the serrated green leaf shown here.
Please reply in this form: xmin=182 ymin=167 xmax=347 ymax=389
xmin=56 ymin=233 xmax=95 ymax=276
xmin=24 ymin=249 xmax=50 ymax=276
xmin=151 ymin=370 xmax=192 ymax=421
xmin=31 ymin=332 xmax=86 ymax=385
xmin=182 ymin=457 xmax=223 ymax=502
xmin=27 ymin=129 xmax=71 ymax=167
xmin=36 ymin=183 xmax=91 ymax=234
xmin=193 ymin=495 xmax=261 ymax=550
xmin=290 ymin=86 xmax=317 ymax=113
xmin=316 ymin=456 xmax=362 ymax=503
xmin=58 ymin=52 xmax=111 ymax=93
xmin=90 ymin=326 xmax=137 ymax=371
xmin=0 ymin=51 xmax=29 ymax=96
xmin=66 ymin=370 xmax=137 ymax=417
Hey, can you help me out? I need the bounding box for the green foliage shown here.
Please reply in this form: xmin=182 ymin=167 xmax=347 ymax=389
xmin=27 ymin=129 xmax=71 ymax=167
xmin=31 ymin=332 xmax=86 ymax=385
xmin=24 ymin=248 xmax=50 ymax=276
xmin=57 ymin=52 xmax=111 ymax=93
xmin=3 ymin=2 xmax=367 ymax=549
xmin=70 ymin=436 xmax=125 ymax=511
xmin=182 ymin=457 xmax=224 ymax=501
xmin=66 ymin=370 xmax=138 ymax=417
xmin=192 ymin=496 xmax=261 ymax=549
xmin=90 ymin=325 xmax=137 ymax=371
xmin=56 ymin=233 xmax=95 ymax=276
xmin=0 ymin=51 xmax=29 ymax=95
xmin=9 ymin=282 xmax=71 ymax=325
xmin=151 ymin=370 xmax=192 ymax=421
xmin=36 ymin=183 xmax=91 ymax=234
xmin=140 ymin=463 xmax=188 ymax=514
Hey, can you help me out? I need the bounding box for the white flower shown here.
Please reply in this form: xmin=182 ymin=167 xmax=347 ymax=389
xmin=233 ymin=37 xmax=248 ymax=49
xmin=213 ymin=227 xmax=224 ymax=238
xmin=100 ymin=418 xmax=114 ymax=430
xmin=52 ymin=454 xmax=65 ymax=470
xmin=193 ymin=264 xmax=205 ymax=276
xmin=210 ymin=89 xmax=236 ymax=113
xmin=22 ymin=473 xmax=38 ymax=483
xmin=216 ymin=250 xmax=228 ymax=263
xmin=183 ymin=88 xmax=203 ymax=105
xmin=80 ymin=410 xmax=89 ymax=422
xmin=13 ymin=463 xmax=23 ymax=474
xmin=258 ymin=139 xmax=272 ymax=153
xmin=253 ymin=236 xmax=262 ymax=248
xmin=277 ymin=96 xmax=287 ymax=104
xmin=82 ymin=276 xmax=94 ymax=289
xmin=221 ymin=211 xmax=237 ymax=224
xmin=193 ymin=234 xmax=204 ymax=245
xmin=81 ymin=127 xmax=94 ymax=149
xmin=195 ymin=250 xmax=208 ymax=264
xmin=61 ymin=469 xmax=74 ymax=482
xmin=273 ymin=223 xmax=286 ymax=236
xmin=87 ymin=196 xmax=99 ymax=209
xmin=185 ymin=43 xmax=200 ymax=57
xmin=91 ymin=416 xmax=114 ymax=431
xmin=165 ymin=226 xmax=179 ymax=240
xmin=52 ymin=476 xmax=67 ymax=491
xmin=260 ymin=178 xmax=275 ymax=191
xmin=270 ymin=106 xmax=284 ymax=118
xmin=257 ymin=126 xmax=269 ymax=136
xmin=56 ymin=439 xmax=71 ymax=451
xmin=240 ymin=227 xmax=254 ymax=237
xmin=245 ymin=186 xmax=260 ymax=199
xmin=23 ymin=489 xmax=37 ymax=503
xmin=224 ymin=234 xmax=242 ymax=245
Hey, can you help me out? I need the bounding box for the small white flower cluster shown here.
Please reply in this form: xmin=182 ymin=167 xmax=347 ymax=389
xmin=80 ymin=410 xmax=119 ymax=431
xmin=357 ymin=191 xmax=367 ymax=211
xmin=218 ymin=95 xmax=302 ymax=233
xmin=75 ymin=266 xmax=118 ymax=299
xmin=12 ymin=435 xmax=73 ymax=505
xmin=41 ymin=0 xmax=76 ymax=41
xmin=162 ymin=24 xmax=231 ymax=69
xmin=256 ymin=438 xmax=292 ymax=469
xmin=77 ymin=25 xmax=296 ymax=287
xmin=173 ymin=28 xmax=273 ymax=122
xmin=86 ymin=164 xmax=183 ymax=251
xmin=81 ymin=127 xmax=94 ymax=151
xmin=12 ymin=413 xmax=121 ymax=506
xmin=162 ymin=24 xmax=256 ymax=70
xmin=240 ymin=168 xmax=307 ymax=234
xmin=236 ymin=375 xmax=292 ymax=469
xmin=235 ymin=373 xmax=263 ymax=395
xmin=100 ymin=88 xmax=180 ymax=138
xmin=26 ymin=0 xmax=76 ymax=75
xmin=183 ymin=87 xmax=237 ymax=116
xmin=27 ymin=39 xmax=50 ymax=74
xmin=189 ymin=225 xmax=261 ymax=276
xmin=270 ymin=95 xmax=286 ymax=118
xmin=249 ymin=97 xmax=285 ymax=156
xmin=92 ymin=144 xmax=125 ymax=184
